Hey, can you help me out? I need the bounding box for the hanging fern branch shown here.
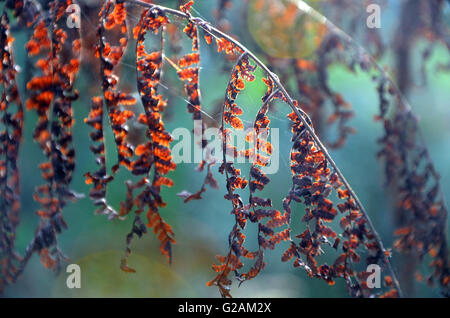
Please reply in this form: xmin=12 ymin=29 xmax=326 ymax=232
xmin=100 ymin=0 xmax=135 ymax=174
xmin=175 ymin=6 xmax=219 ymax=201
xmin=15 ymin=0 xmax=82 ymax=279
xmin=85 ymin=0 xmax=135 ymax=219
xmin=237 ymin=79 xmax=282 ymax=285
xmin=117 ymin=7 xmax=176 ymax=271
xmin=377 ymin=91 xmax=450 ymax=295
xmin=123 ymin=0 xmax=403 ymax=297
xmin=315 ymin=34 xmax=356 ymax=149
xmin=206 ymin=52 xmax=255 ymax=298
xmin=0 ymin=0 xmax=41 ymax=292
xmin=84 ymin=96 xmax=115 ymax=217
xmin=0 ymin=11 xmax=24 ymax=291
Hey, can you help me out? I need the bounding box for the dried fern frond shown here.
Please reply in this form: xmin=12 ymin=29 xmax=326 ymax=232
xmin=118 ymin=7 xmax=176 ymax=270
xmin=377 ymin=81 xmax=449 ymax=295
xmin=85 ymin=0 xmax=133 ymax=219
xmin=20 ymin=0 xmax=82 ymax=276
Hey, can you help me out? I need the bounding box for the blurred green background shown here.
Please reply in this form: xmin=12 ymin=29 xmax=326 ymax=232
xmin=3 ymin=0 xmax=449 ymax=297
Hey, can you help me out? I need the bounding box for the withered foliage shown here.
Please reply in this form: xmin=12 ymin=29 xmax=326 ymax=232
xmin=293 ymin=34 xmax=356 ymax=149
xmin=376 ymin=78 xmax=449 ymax=295
xmin=282 ymin=109 xmax=401 ymax=297
xmin=175 ymin=9 xmax=219 ymax=201
xmin=0 ymin=11 xmax=23 ymax=291
xmin=0 ymin=0 xmax=448 ymax=298
xmin=219 ymin=0 xmax=449 ymax=297
xmin=124 ymin=6 xmax=176 ymax=267
xmin=86 ymin=2 xmax=177 ymax=270
xmin=313 ymin=0 xmax=450 ymax=295
xmin=207 ymin=53 xmax=259 ymax=297
xmin=85 ymin=0 xmax=134 ymax=219
xmin=204 ymin=46 xmax=399 ymax=297
xmin=379 ymin=0 xmax=449 ymax=295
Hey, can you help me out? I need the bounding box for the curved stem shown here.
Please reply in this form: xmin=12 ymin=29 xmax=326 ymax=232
xmin=124 ymin=0 xmax=403 ymax=297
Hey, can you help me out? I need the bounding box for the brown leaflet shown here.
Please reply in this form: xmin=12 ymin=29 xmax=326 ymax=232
xmin=177 ymin=17 xmax=202 ymax=122
xmin=0 ymin=11 xmax=24 ymax=292
xmin=23 ymin=0 xmax=81 ymax=275
xmin=179 ymin=0 xmax=194 ymax=14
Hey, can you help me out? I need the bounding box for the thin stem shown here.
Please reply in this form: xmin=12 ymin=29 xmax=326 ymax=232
xmin=124 ymin=0 xmax=403 ymax=297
